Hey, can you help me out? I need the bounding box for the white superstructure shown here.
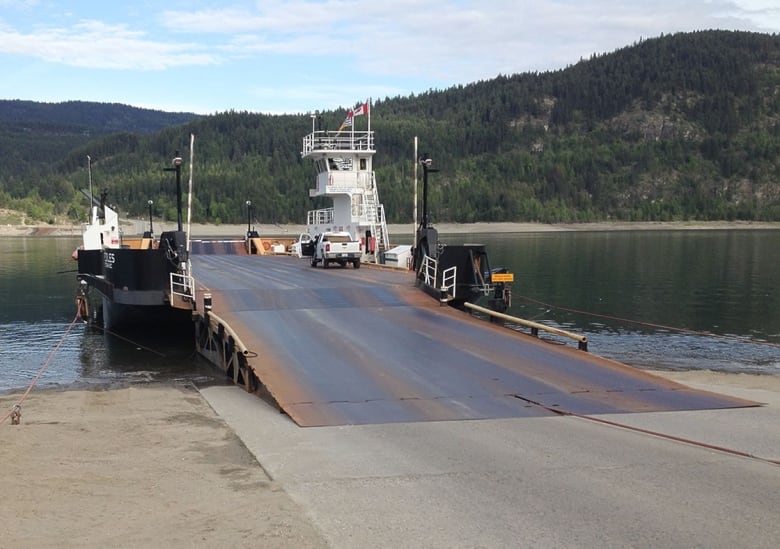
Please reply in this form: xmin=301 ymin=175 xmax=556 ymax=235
xmin=301 ymin=103 xmax=389 ymax=263
xmin=81 ymin=192 xmax=121 ymax=250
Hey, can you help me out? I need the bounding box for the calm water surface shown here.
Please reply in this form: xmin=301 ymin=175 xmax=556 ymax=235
xmin=444 ymin=229 xmax=780 ymax=374
xmin=1 ymin=230 xmax=778 ymax=393
xmin=0 ymin=236 xmax=215 ymax=393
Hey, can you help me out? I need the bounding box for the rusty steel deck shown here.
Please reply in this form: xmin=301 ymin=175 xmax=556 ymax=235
xmin=190 ymin=252 xmax=757 ymax=427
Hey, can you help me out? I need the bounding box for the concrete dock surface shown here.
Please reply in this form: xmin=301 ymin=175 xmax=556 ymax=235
xmin=2 ymin=371 xmax=777 ymax=548
xmin=200 ymin=370 xmax=780 ymax=548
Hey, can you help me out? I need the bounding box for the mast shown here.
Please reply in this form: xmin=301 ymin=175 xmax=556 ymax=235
xmin=413 ymin=137 xmax=418 ymax=247
xmin=186 ymin=134 xmax=194 ymax=254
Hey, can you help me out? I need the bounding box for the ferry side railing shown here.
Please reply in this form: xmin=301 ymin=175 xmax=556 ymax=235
xmin=308 ymin=204 xmax=381 ymax=227
xmin=170 ymin=272 xmax=195 ymax=308
xmin=421 ymin=254 xmax=438 ymax=288
xmin=441 ymin=266 xmax=457 ymax=298
xmin=307 ymin=208 xmax=334 ymax=226
xmin=421 ymin=256 xmax=458 ymax=296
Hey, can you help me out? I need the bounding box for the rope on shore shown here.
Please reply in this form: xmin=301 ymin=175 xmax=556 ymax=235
xmin=0 ymin=311 xmax=82 ymax=426
xmin=517 ymin=295 xmax=780 ymax=349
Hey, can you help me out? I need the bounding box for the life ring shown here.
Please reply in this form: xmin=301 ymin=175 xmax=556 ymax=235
xmin=262 ymin=240 xmax=271 ymax=251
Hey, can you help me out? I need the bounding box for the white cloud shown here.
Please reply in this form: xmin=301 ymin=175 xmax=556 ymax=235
xmin=4 ymin=2 xmax=779 ymax=76
xmin=162 ymin=1 xmax=780 ymax=82
xmin=2 ymin=1 xmax=780 ymax=113
xmin=0 ymin=19 xmax=220 ymax=70
xmin=729 ymin=0 xmax=780 ymax=29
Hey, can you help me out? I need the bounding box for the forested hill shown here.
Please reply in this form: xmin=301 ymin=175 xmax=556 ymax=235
xmin=0 ymin=100 xmax=198 ymax=212
xmin=0 ymin=100 xmax=197 ymax=133
xmin=2 ymin=30 xmax=780 ymax=225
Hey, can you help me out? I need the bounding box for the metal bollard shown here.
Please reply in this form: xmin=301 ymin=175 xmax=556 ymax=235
xmin=204 ymin=293 xmax=212 ymax=312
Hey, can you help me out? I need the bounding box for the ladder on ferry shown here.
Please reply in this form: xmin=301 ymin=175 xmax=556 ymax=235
xmin=364 ymin=173 xmax=390 ymax=257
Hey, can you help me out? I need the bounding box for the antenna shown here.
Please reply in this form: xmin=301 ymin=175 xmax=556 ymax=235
xmin=87 ymin=155 xmax=93 ymax=203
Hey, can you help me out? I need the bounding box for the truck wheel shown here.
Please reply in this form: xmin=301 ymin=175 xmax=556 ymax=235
xmin=353 ymin=259 xmax=361 ymax=269
xmin=323 ymin=258 xmax=330 ymax=269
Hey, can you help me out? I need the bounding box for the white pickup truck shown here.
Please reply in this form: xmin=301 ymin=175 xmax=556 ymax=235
xmin=310 ymin=231 xmax=362 ymax=269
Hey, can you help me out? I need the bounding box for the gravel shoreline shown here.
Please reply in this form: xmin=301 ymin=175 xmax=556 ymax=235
xmin=2 ymin=219 xmax=779 ymax=238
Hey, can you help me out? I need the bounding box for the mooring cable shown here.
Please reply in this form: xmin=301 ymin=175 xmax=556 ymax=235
xmin=89 ymin=324 xmax=167 ymax=357
xmin=0 ymin=311 xmax=82 ymax=425
xmin=517 ymin=294 xmax=780 ymax=349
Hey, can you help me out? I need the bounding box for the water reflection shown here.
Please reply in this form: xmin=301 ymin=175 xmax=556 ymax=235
xmin=0 ymin=237 xmax=217 ymax=393
xmin=442 ymin=230 xmax=780 ymax=374
xmin=0 ymin=319 xmax=218 ymax=394
xmin=76 ymin=326 xmax=218 ymax=387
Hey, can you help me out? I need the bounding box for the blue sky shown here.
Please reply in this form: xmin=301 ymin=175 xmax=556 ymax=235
xmin=1 ymin=1 xmax=779 ymax=115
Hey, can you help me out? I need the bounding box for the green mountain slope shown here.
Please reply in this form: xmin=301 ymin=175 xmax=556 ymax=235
xmin=2 ymin=30 xmax=779 ymax=225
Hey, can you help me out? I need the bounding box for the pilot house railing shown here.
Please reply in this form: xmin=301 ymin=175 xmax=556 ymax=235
xmin=302 ymin=131 xmax=374 ymax=156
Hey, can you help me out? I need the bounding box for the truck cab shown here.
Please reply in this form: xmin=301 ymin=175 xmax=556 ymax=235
xmin=310 ymin=231 xmax=362 ymax=269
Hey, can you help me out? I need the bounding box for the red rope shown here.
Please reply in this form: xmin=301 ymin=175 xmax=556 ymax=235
xmin=1 ymin=312 xmax=82 ymax=425
xmin=517 ymin=294 xmax=780 ymax=349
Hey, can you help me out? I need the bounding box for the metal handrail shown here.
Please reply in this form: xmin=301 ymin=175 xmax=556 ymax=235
xmin=441 ymin=266 xmax=457 ymax=298
xmin=307 ymin=208 xmax=334 ymax=226
xmin=421 ymin=254 xmax=438 ymax=287
xmin=464 ymin=302 xmax=589 ymax=351
xmin=204 ymin=310 xmax=251 ymax=356
xmin=302 ymin=130 xmax=374 ymax=156
xmin=170 ymin=272 xmax=194 ymax=301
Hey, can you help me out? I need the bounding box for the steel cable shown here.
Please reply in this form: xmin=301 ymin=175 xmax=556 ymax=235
xmin=1 ymin=311 xmax=82 ymax=425
xmin=517 ymin=294 xmax=780 ymax=349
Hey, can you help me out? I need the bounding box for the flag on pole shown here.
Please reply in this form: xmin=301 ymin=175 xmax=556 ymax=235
xmin=353 ymin=101 xmax=369 ymax=117
xmin=337 ymin=110 xmax=354 ymax=134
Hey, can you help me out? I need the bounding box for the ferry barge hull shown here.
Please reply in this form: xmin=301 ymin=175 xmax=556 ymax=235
xmin=74 ymin=150 xmax=196 ymax=333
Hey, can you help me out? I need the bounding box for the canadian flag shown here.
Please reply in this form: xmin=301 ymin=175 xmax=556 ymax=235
xmin=353 ymin=101 xmax=369 ymax=117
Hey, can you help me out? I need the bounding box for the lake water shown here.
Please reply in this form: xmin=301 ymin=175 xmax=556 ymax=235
xmin=1 ymin=230 xmax=778 ymax=393
xmin=442 ymin=229 xmax=780 ymax=374
xmin=0 ymin=236 xmax=216 ymax=393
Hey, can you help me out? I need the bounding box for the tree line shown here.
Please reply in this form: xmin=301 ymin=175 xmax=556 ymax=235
xmin=1 ymin=30 xmax=779 ymax=226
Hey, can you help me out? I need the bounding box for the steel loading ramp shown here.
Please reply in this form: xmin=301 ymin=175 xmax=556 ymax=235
xmin=191 ymin=254 xmax=757 ymax=427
